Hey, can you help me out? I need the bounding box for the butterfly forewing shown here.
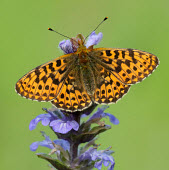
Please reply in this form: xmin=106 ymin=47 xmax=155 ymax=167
xmin=15 ymin=54 xmax=77 ymax=101
xmin=89 ymin=48 xmax=159 ymax=85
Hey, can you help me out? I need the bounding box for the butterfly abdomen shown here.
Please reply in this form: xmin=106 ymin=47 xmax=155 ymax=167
xmin=80 ymin=62 xmax=95 ymax=97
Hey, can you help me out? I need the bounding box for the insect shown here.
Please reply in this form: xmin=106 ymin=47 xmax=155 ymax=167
xmin=15 ymin=17 xmax=159 ymax=112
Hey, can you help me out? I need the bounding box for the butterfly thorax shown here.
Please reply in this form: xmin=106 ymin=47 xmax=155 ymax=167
xmin=77 ymin=46 xmax=89 ymax=64
xmin=71 ymin=34 xmax=90 ymax=63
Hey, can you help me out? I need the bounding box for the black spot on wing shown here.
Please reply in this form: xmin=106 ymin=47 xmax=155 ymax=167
xmin=56 ymin=60 xmax=61 ymax=67
xmin=114 ymin=50 xmax=119 ymax=59
xmin=128 ymin=48 xmax=137 ymax=64
xmin=49 ymin=73 xmax=55 ymax=80
xmin=38 ymin=85 xmax=42 ymax=90
xmin=42 ymin=66 xmax=48 ymax=74
xmin=59 ymin=67 xmax=67 ymax=74
xmin=49 ymin=63 xmax=54 ymax=71
xmin=122 ymin=50 xmax=125 ymax=58
xmin=115 ymin=66 xmax=121 ymax=73
xmin=125 ymin=60 xmax=131 ymax=67
xmin=35 ymin=69 xmax=41 ymax=77
xmin=105 ymin=50 xmax=112 ymax=56
xmin=53 ymin=79 xmax=59 ymax=85
xmin=35 ymin=77 xmax=39 ymax=83
xmin=45 ymin=85 xmax=49 ymax=90
xmin=41 ymin=76 xmax=48 ymax=83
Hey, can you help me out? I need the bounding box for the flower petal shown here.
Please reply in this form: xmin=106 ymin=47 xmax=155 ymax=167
xmin=87 ymin=106 xmax=119 ymax=125
xmin=30 ymin=142 xmax=39 ymax=151
xmin=105 ymin=113 xmax=119 ymax=125
xmin=79 ymin=147 xmax=96 ymax=161
xmin=103 ymin=160 xmax=110 ymax=166
xmin=85 ymin=31 xmax=103 ymax=48
xmin=59 ymin=40 xmax=74 ymax=54
xmin=95 ymin=160 xmax=103 ymax=170
xmin=87 ymin=107 xmax=108 ymax=122
xmin=41 ymin=117 xmax=50 ymax=126
xmin=38 ymin=140 xmax=54 ymax=149
xmin=29 ymin=114 xmax=53 ymax=130
xmin=29 ymin=119 xmax=37 ymax=131
xmin=69 ymin=120 xmax=79 ymax=131
xmin=108 ymin=164 xmax=115 ymax=170
xmin=53 ymin=139 xmax=70 ymax=151
xmin=50 ymin=119 xmax=61 ymax=126
xmin=50 ymin=119 xmax=79 ymax=134
xmin=59 ymin=122 xmax=71 ymax=134
xmin=50 ymin=120 xmax=63 ymax=132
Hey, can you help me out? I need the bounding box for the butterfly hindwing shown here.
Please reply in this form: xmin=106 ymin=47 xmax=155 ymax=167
xmin=89 ymin=60 xmax=130 ymax=104
xmin=51 ymin=68 xmax=92 ymax=112
xmin=15 ymin=54 xmax=77 ymax=101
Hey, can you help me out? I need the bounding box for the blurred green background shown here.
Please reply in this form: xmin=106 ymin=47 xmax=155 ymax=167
xmin=1 ymin=0 xmax=169 ymax=169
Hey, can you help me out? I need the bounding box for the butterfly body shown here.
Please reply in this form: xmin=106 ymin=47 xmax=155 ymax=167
xmin=15 ymin=32 xmax=159 ymax=112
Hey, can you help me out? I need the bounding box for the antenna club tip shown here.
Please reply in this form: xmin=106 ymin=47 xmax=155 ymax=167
xmin=48 ymin=28 xmax=53 ymax=31
xmin=104 ymin=17 xmax=108 ymax=21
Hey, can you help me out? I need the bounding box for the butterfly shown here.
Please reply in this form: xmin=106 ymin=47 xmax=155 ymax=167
xmin=15 ymin=18 xmax=159 ymax=112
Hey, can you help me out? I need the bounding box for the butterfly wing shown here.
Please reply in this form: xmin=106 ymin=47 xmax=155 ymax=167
xmin=89 ymin=48 xmax=159 ymax=85
xmin=15 ymin=53 xmax=92 ymax=112
xmin=88 ymin=48 xmax=159 ymax=104
xmin=15 ymin=54 xmax=77 ymax=101
xmin=88 ymin=59 xmax=130 ymax=104
xmin=51 ymin=68 xmax=92 ymax=112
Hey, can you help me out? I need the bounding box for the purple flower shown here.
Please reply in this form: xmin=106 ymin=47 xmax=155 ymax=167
xmin=85 ymin=31 xmax=103 ymax=48
xmin=59 ymin=40 xmax=74 ymax=54
xmin=87 ymin=106 xmax=119 ymax=125
xmin=58 ymin=31 xmax=103 ymax=54
xmin=79 ymin=147 xmax=115 ymax=170
xmin=92 ymin=150 xmax=115 ymax=170
xmin=50 ymin=119 xmax=79 ymax=134
xmin=30 ymin=132 xmax=70 ymax=152
xmin=29 ymin=108 xmax=79 ymax=134
xmin=79 ymin=147 xmax=96 ymax=160
xmin=29 ymin=114 xmax=55 ymax=131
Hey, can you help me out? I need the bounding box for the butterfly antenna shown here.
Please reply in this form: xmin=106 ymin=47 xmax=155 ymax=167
xmin=48 ymin=28 xmax=72 ymax=40
xmin=83 ymin=17 xmax=108 ymax=44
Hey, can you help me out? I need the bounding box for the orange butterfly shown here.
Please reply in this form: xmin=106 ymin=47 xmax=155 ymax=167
xmin=15 ymin=17 xmax=159 ymax=112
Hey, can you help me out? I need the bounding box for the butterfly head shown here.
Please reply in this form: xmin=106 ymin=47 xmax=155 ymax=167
xmin=70 ymin=34 xmax=87 ymax=53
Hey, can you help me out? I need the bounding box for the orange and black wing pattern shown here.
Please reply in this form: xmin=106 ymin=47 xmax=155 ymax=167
xmin=15 ymin=53 xmax=92 ymax=112
xmin=51 ymin=67 xmax=92 ymax=112
xmin=89 ymin=48 xmax=159 ymax=103
xmin=15 ymin=54 xmax=76 ymax=102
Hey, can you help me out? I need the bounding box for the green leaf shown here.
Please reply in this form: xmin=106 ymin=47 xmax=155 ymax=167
xmin=83 ymin=117 xmax=102 ymax=130
xmin=75 ymin=125 xmax=111 ymax=143
xmin=87 ymin=125 xmax=111 ymax=135
xmin=37 ymin=153 xmax=72 ymax=170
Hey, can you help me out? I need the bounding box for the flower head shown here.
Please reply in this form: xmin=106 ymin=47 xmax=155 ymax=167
xmin=79 ymin=147 xmax=115 ymax=170
xmin=59 ymin=31 xmax=103 ymax=54
xmin=30 ymin=132 xmax=70 ymax=152
xmin=86 ymin=106 xmax=119 ymax=125
xmin=29 ymin=108 xmax=79 ymax=134
xmin=29 ymin=110 xmax=57 ymax=131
